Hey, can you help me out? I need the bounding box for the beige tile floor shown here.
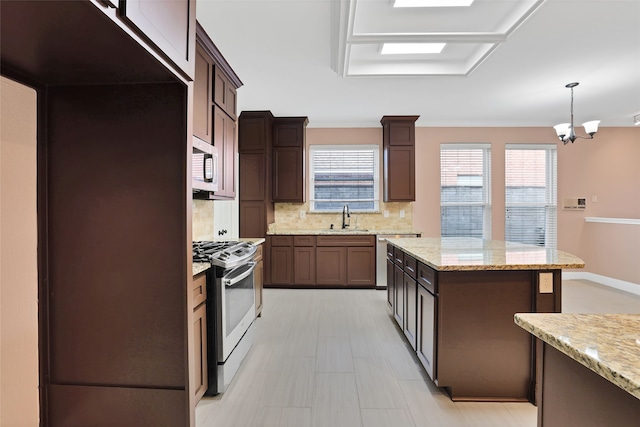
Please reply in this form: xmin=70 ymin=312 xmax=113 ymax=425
xmin=196 ymin=279 xmax=640 ymax=427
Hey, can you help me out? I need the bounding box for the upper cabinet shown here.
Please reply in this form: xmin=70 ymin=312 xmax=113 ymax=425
xmin=118 ymin=0 xmax=196 ymax=79
xmin=194 ymin=22 xmax=243 ymax=200
xmin=272 ymin=117 xmax=309 ymax=203
xmin=381 ymin=115 xmax=419 ymax=202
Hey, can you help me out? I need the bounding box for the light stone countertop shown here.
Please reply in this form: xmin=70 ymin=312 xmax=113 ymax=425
xmin=386 ymin=237 xmax=585 ymax=271
xmin=514 ymin=313 xmax=640 ymax=400
xmin=267 ymin=229 xmax=420 ymax=236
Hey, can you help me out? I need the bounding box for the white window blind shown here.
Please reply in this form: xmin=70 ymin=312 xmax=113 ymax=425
xmin=309 ymin=145 xmax=379 ymax=212
xmin=440 ymin=144 xmax=492 ymax=238
xmin=505 ymin=144 xmax=557 ymax=248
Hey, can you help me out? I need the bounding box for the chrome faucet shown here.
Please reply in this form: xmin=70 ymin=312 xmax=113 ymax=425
xmin=342 ymin=204 xmax=350 ymax=229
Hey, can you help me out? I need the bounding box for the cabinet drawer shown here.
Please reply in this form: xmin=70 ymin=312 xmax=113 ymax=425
xmin=192 ymin=272 xmax=207 ymax=308
xmin=387 ymin=243 xmax=394 ymax=260
xmin=393 ymin=247 xmax=404 ymax=267
xmin=294 ymin=235 xmax=316 ymax=246
xmin=316 ymin=235 xmax=375 ymax=247
xmin=271 ymin=235 xmax=293 ymax=246
xmin=417 ymin=262 xmax=436 ymax=294
xmin=404 ymin=254 xmax=417 ymax=279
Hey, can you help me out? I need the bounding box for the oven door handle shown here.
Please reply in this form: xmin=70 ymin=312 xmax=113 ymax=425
xmin=223 ymin=262 xmax=256 ymax=287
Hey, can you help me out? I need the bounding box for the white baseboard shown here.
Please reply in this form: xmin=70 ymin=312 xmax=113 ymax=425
xmin=563 ymin=271 xmax=640 ymax=297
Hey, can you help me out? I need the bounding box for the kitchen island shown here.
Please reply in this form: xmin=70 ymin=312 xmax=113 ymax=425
xmin=386 ymin=237 xmax=584 ymax=402
xmin=515 ymin=313 xmax=640 ymax=426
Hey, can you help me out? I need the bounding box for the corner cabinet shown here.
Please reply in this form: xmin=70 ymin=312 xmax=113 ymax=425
xmin=381 ymin=115 xmax=419 ymax=202
xmin=194 ymin=22 xmax=242 ymax=200
xmin=272 ymin=117 xmax=309 ymax=203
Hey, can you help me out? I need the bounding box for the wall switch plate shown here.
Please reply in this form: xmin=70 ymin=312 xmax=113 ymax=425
xmin=400 ymin=210 xmax=405 ymax=218
xmin=592 ymin=195 xmax=598 ymax=203
xmin=299 ymin=210 xmax=305 ymax=219
xmin=383 ymin=210 xmax=389 ymax=218
xmin=539 ymin=272 xmax=553 ymax=294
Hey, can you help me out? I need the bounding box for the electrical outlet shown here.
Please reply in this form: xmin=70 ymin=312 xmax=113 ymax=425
xmin=592 ymin=195 xmax=598 ymax=203
xmin=383 ymin=210 xmax=389 ymax=218
xmin=299 ymin=210 xmax=306 ymax=219
xmin=539 ymin=272 xmax=553 ymax=294
xmin=400 ymin=210 xmax=405 ymax=218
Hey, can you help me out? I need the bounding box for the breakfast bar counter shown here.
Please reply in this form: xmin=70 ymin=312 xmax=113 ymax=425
xmin=385 ymin=237 xmax=584 ymax=402
xmin=515 ymin=313 xmax=640 ymax=426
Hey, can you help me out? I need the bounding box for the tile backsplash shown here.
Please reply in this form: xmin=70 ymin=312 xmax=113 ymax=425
xmin=193 ymin=199 xmax=215 ymax=241
xmin=270 ymin=202 xmax=414 ymax=232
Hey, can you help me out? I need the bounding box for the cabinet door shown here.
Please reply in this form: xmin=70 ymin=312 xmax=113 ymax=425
xmin=193 ymin=44 xmax=212 ymax=143
xmin=120 ymin=0 xmax=195 ymax=78
xmin=316 ymin=247 xmax=347 ymax=286
xmin=213 ymin=105 xmax=236 ymax=199
xmin=294 ymin=247 xmax=316 ymax=285
xmin=387 ymin=120 xmax=415 ymax=146
xmin=273 ymin=146 xmax=304 ymax=202
xmin=254 ymin=248 xmax=264 ymax=317
xmin=347 ymin=246 xmax=375 ymax=287
xmin=270 ymin=246 xmax=293 ymax=285
xmin=239 ymin=201 xmax=266 ymax=238
xmin=193 ymin=303 xmax=207 ymax=401
xmin=239 ymin=153 xmax=266 ymax=201
xmin=238 ymin=112 xmax=273 ymax=152
xmin=213 ymin=65 xmax=237 ymax=120
xmin=386 ymin=258 xmax=395 ymax=308
xmin=404 ymin=273 xmax=417 ymax=350
xmin=417 ymin=284 xmax=436 ymax=381
xmin=393 ymin=264 xmax=404 ymax=327
xmin=385 ymin=145 xmax=415 ymax=202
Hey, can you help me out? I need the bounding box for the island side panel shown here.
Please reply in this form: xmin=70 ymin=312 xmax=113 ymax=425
xmin=437 ymin=270 xmax=534 ymax=401
xmin=539 ymin=343 xmax=640 ymax=427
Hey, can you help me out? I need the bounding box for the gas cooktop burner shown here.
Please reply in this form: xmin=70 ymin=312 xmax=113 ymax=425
xmin=193 ymin=240 xmax=256 ymax=268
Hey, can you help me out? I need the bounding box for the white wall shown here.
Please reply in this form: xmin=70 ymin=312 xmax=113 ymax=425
xmin=0 ymin=76 xmax=40 ymax=426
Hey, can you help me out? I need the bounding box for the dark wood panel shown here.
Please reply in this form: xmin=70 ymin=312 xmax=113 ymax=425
xmin=193 ymin=44 xmax=212 ymax=143
xmin=293 ymin=235 xmax=316 ymax=246
xmin=270 ymin=246 xmax=293 ymax=285
xmin=381 ymin=116 xmax=419 ymax=146
xmin=347 ymin=246 xmax=376 ymax=287
xmin=48 ymin=384 xmax=186 ymax=426
xmin=540 ymin=343 xmax=640 ymax=427
xmin=316 ymin=235 xmax=375 ymax=247
xmin=212 ymin=105 xmax=236 ymax=199
xmin=437 ymin=270 xmax=533 ymax=400
xmin=294 ymin=247 xmax=316 ymax=285
xmin=46 ymin=83 xmax=187 ymax=389
xmin=417 ymin=262 xmax=436 ymax=294
xmin=192 ymin=272 xmax=207 ymax=308
xmin=393 ymin=265 xmax=404 ymax=327
xmin=239 ymin=201 xmax=267 ymax=238
xmin=417 ymin=283 xmax=437 ymax=381
xmin=387 ymin=258 xmax=395 ymax=308
xmin=386 ymin=146 xmax=415 ymax=202
xmin=273 ymin=117 xmax=308 ymax=147
xmin=316 ymin=247 xmax=347 ymax=286
xmin=403 ymin=273 xmax=417 ymax=350
xmin=193 ymin=302 xmax=207 ymax=401
xmin=271 ymin=235 xmax=293 ymax=247
xmin=238 ymin=111 xmax=273 ymax=152
xmin=403 ymin=254 xmax=417 ymax=280
xmin=239 ymin=153 xmax=266 ymax=201
xmin=254 ymin=247 xmax=264 ymax=316
xmin=272 ymin=146 xmax=304 ymax=202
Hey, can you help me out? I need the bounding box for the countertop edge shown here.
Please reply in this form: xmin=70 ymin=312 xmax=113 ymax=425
xmin=514 ymin=314 xmax=640 ymax=400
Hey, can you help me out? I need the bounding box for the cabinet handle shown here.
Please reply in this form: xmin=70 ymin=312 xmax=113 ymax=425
xmin=406 ymin=266 xmax=415 ymax=273
xmin=420 ymin=274 xmax=432 ymax=285
xmin=396 ymin=258 xmax=402 ymax=264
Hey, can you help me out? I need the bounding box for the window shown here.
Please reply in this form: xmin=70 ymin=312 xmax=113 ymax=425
xmin=440 ymin=144 xmax=491 ymax=238
xmin=309 ymin=145 xmax=379 ymax=212
xmin=505 ymin=144 xmax=557 ymax=248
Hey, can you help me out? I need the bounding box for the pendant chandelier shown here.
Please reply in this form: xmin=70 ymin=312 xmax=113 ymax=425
xmin=553 ymin=82 xmax=600 ymax=145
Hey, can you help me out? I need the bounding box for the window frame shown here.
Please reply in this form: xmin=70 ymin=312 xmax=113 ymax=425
xmin=308 ymin=144 xmax=380 ymax=213
xmin=440 ymin=143 xmax=492 ymax=239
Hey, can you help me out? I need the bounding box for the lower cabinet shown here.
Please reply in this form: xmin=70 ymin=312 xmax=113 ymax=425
xmin=403 ymin=272 xmax=417 ymax=350
xmin=267 ymin=234 xmax=376 ymax=288
xmin=417 ymin=280 xmax=436 ymax=381
xmin=192 ymin=272 xmax=208 ymax=402
xmin=316 ymin=247 xmax=347 ymax=286
xmin=393 ymin=264 xmax=404 ymax=327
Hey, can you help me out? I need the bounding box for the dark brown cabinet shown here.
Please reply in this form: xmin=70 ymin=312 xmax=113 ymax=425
xmin=293 ymin=236 xmax=316 ymax=285
xmin=239 ymin=111 xmax=275 ymax=239
xmin=403 ymin=272 xmax=417 ymax=350
xmin=381 ymin=115 xmax=418 ymax=202
xmin=192 ymin=272 xmax=208 ymax=402
xmin=416 ymin=262 xmax=437 ymax=381
xmin=270 ymin=235 xmax=293 ymax=285
xmin=272 ymin=117 xmax=308 ymax=203
xmin=386 ymin=257 xmax=395 ymax=308
xmin=193 ymin=44 xmax=212 ymax=143
xmin=213 ymin=105 xmax=236 ymax=199
xmin=347 ymin=247 xmax=376 ymax=287
xmin=214 ymin=64 xmax=237 ymax=120
xmin=316 ymin=247 xmax=347 ymax=286
xmin=119 ymin=0 xmax=196 ymax=78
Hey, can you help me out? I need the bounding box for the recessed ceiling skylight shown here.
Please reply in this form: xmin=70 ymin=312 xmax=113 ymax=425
xmin=381 ymin=43 xmax=446 ymax=55
xmin=394 ymin=0 xmax=474 ymax=7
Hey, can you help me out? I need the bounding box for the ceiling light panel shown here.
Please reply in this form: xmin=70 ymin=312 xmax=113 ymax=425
xmin=381 ymin=43 xmax=446 ymax=54
xmin=394 ymin=0 xmax=474 ymax=7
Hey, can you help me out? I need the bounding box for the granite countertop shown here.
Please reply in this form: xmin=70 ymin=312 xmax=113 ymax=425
xmin=387 ymin=237 xmax=585 ymax=271
xmin=267 ymin=229 xmax=420 ymax=236
xmin=515 ymin=313 xmax=640 ymax=400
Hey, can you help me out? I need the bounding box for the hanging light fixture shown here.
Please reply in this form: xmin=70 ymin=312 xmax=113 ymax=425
xmin=553 ymin=82 xmax=600 ymax=145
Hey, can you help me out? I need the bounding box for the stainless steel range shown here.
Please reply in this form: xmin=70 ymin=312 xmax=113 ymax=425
xmin=193 ymin=240 xmax=257 ymax=395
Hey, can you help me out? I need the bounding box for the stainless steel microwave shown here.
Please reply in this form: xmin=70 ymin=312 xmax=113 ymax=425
xmin=193 ymin=136 xmax=218 ymax=192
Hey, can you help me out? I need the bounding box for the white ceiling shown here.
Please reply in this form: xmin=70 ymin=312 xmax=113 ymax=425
xmin=197 ymin=0 xmax=640 ymax=128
